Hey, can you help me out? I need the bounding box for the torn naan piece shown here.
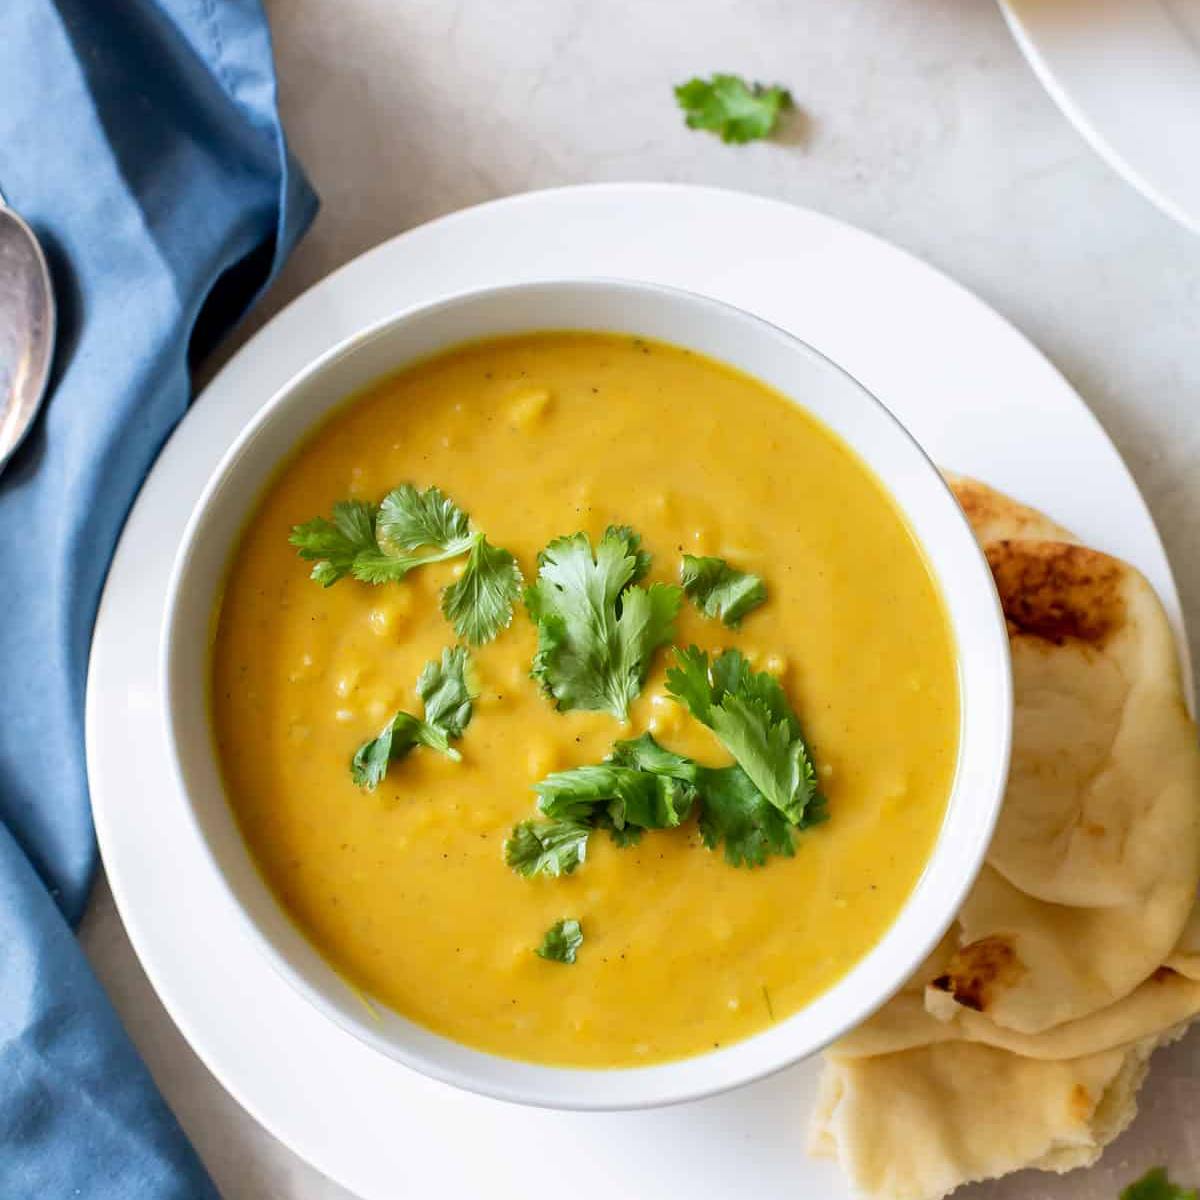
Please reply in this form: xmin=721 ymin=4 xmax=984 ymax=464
xmin=809 ymin=1031 xmax=1180 ymax=1200
xmin=1167 ymin=903 xmax=1200 ymax=980
xmin=927 ymin=861 xmax=1198 ymax=1032
xmin=927 ymin=512 xmax=1200 ymax=1030
xmin=837 ymin=956 xmax=1200 ymax=1062
xmin=985 ymin=539 xmax=1200 ymax=912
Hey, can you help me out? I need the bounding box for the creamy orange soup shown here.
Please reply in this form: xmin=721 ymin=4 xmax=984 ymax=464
xmin=211 ymin=332 xmax=959 ymax=1066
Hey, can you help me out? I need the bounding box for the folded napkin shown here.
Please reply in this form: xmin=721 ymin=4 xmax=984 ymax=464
xmin=0 ymin=1 xmax=316 ymax=1194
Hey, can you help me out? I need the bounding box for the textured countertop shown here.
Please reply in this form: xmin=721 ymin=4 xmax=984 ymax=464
xmin=80 ymin=0 xmax=1200 ymax=1196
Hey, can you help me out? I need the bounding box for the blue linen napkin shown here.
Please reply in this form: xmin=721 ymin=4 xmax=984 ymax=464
xmin=0 ymin=1 xmax=317 ymax=1194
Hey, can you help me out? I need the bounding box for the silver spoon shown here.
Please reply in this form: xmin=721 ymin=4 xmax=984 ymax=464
xmin=0 ymin=190 xmax=56 ymax=475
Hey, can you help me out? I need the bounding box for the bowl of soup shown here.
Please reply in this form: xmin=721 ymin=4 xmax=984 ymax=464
xmin=162 ymin=278 xmax=1011 ymax=1109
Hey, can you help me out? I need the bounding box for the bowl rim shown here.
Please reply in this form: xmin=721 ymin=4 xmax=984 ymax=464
xmin=161 ymin=276 xmax=1012 ymax=1110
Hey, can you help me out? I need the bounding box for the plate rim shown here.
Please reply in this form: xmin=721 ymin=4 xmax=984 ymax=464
xmin=998 ymin=0 xmax=1200 ymax=234
xmin=85 ymin=181 xmax=1193 ymax=1199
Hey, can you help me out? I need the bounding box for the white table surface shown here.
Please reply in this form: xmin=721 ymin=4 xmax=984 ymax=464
xmin=79 ymin=1 xmax=1200 ymax=1196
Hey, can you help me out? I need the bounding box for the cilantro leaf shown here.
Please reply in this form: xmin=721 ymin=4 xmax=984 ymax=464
xmin=289 ymin=500 xmax=378 ymax=586
xmin=291 ymin=485 xmax=522 ymax=643
xmin=351 ymin=649 xmax=476 ymax=790
xmin=535 ymin=762 xmax=696 ymax=834
xmin=525 ymin=526 xmax=682 ymax=719
xmin=510 ymin=730 xmax=814 ymax=874
xmin=350 ymin=711 xmax=425 ymax=790
xmin=681 ymin=555 xmax=766 ymax=627
xmin=504 ymin=819 xmax=590 ymax=878
xmin=607 ymin=730 xmax=702 ymax=779
xmin=377 ymin=484 xmax=473 ymax=553
xmin=1122 ymin=1169 xmax=1198 ymax=1200
xmin=506 ymin=732 xmax=695 ymax=877
xmin=353 ymin=484 xmax=476 ymax=584
xmin=582 ymin=731 xmax=798 ymax=867
xmin=442 ymin=536 xmax=523 ymax=645
xmin=666 ymin=647 xmax=821 ymax=825
xmin=695 ymin=764 xmax=795 ymax=867
xmin=416 ymin=647 xmax=475 ymax=736
xmin=674 ymin=74 xmax=792 ymax=144
xmin=536 ymin=918 xmax=583 ymax=964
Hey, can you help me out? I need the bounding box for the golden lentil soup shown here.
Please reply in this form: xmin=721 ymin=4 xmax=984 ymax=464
xmin=211 ymin=332 xmax=959 ymax=1066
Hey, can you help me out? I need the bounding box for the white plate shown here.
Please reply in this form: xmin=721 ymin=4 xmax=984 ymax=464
xmin=1000 ymin=0 xmax=1200 ymax=234
xmin=86 ymin=183 xmax=1190 ymax=1200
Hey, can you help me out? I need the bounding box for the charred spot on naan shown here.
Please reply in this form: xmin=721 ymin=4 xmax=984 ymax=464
xmin=929 ymin=935 xmax=1027 ymax=1013
xmin=985 ymin=541 xmax=1126 ymax=647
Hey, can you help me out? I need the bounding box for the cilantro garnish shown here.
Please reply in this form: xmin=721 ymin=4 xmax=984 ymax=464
xmin=442 ymin=536 xmax=524 ymax=646
xmin=288 ymin=500 xmax=379 ymax=587
xmin=290 ymin=484 xmax=522 ymax=645
xmin=535 ymin=755 xmax=696 ymax=839
xmin=674 ymin=74 xmax=792 ymax=144
xmin=525 ymin=526 xmax=682 ymax=719
xmin=1122 ymin=1169 xmax=1198 ymax=1200
xmin=504 ymin=819 xmax=590 ymax=878
xmin=350 ymin=648 xmax=475 ymax=790
xmin=608 ymin=732 xmax=798 ymax=864
xmin=536 ymin=918 xmax=583 ymax=964
xmin=506 ymin=723 xmax=824 ymax=875
xmin=680 ymin=555 xmax=766 ymax=627
xmin=695 ymin=763 xmax=799 ymax=867
xmin=666 ymin=646 xmax=821 ymax=825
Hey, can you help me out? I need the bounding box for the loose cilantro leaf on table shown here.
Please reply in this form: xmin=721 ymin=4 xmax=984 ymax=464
xmin=536 ymin=918 xmax=583 ymax=964
xmin=666 ymin=646 xmax=821 ymax=826
xmin=1122 ymin=1169 xmax=1198 ymax=1200
xmin=674 ymin=74 xmax=792 ymax=144
xmin=290 ymin=484 xmax=522 ymax=645
xmin=504 ymin=819 xmax=591 ymax=878
xmin=351 ymin=648 xmax=476 ymax=790
xmin=680 ymin=554 xmax=766 ymax=627
xmin=525 ymin=526 xmax=682 ymax=719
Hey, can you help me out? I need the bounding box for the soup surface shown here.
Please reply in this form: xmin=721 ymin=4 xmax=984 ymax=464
xmin=212 ymin=332 xmax=959 ymax=1067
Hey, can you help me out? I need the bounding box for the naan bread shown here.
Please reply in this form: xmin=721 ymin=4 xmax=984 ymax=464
xmin=809 ymin=476 xmax=1200 ymax=1200
xmin=1167 ymin=904 xmax=1200 ymax=980
xmin=926 ymin=516 xmax=1200 ymax=1030
xmin=837 ymin=961 xmax=1200 ymax=1062
xmin=942 ymin=472 xmax=1076 ymax=544
xmin=809 ymin=1033 xmax=1174 ymax=1200
xmin=929 ymin=861 xmax=1198 ymax=1032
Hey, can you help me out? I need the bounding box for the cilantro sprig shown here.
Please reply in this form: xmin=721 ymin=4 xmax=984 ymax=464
xmin=674 ymin=74 xmax=792 ymax=144
xmin=536 ymin=918 xmax=583 ymax=964
xmin=1123 ymin=1169 xmax=1198 ymax=1200
xmin=505 ymin=716 xmax=824 ymax=876
xmin=290 ymin=485 xmax=522 ymax=645
xmin=666 ymin=646 xmax=821 ymax=826
xmin=525 ymin=526 xmax=682 ymax=719
xmin=680 ymin=555 xmax=766 ymax=627
xmin=351 ymin=648 xmax=475 ymax=790
xmin=503 ymin=733 xmax=696 ymax=878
